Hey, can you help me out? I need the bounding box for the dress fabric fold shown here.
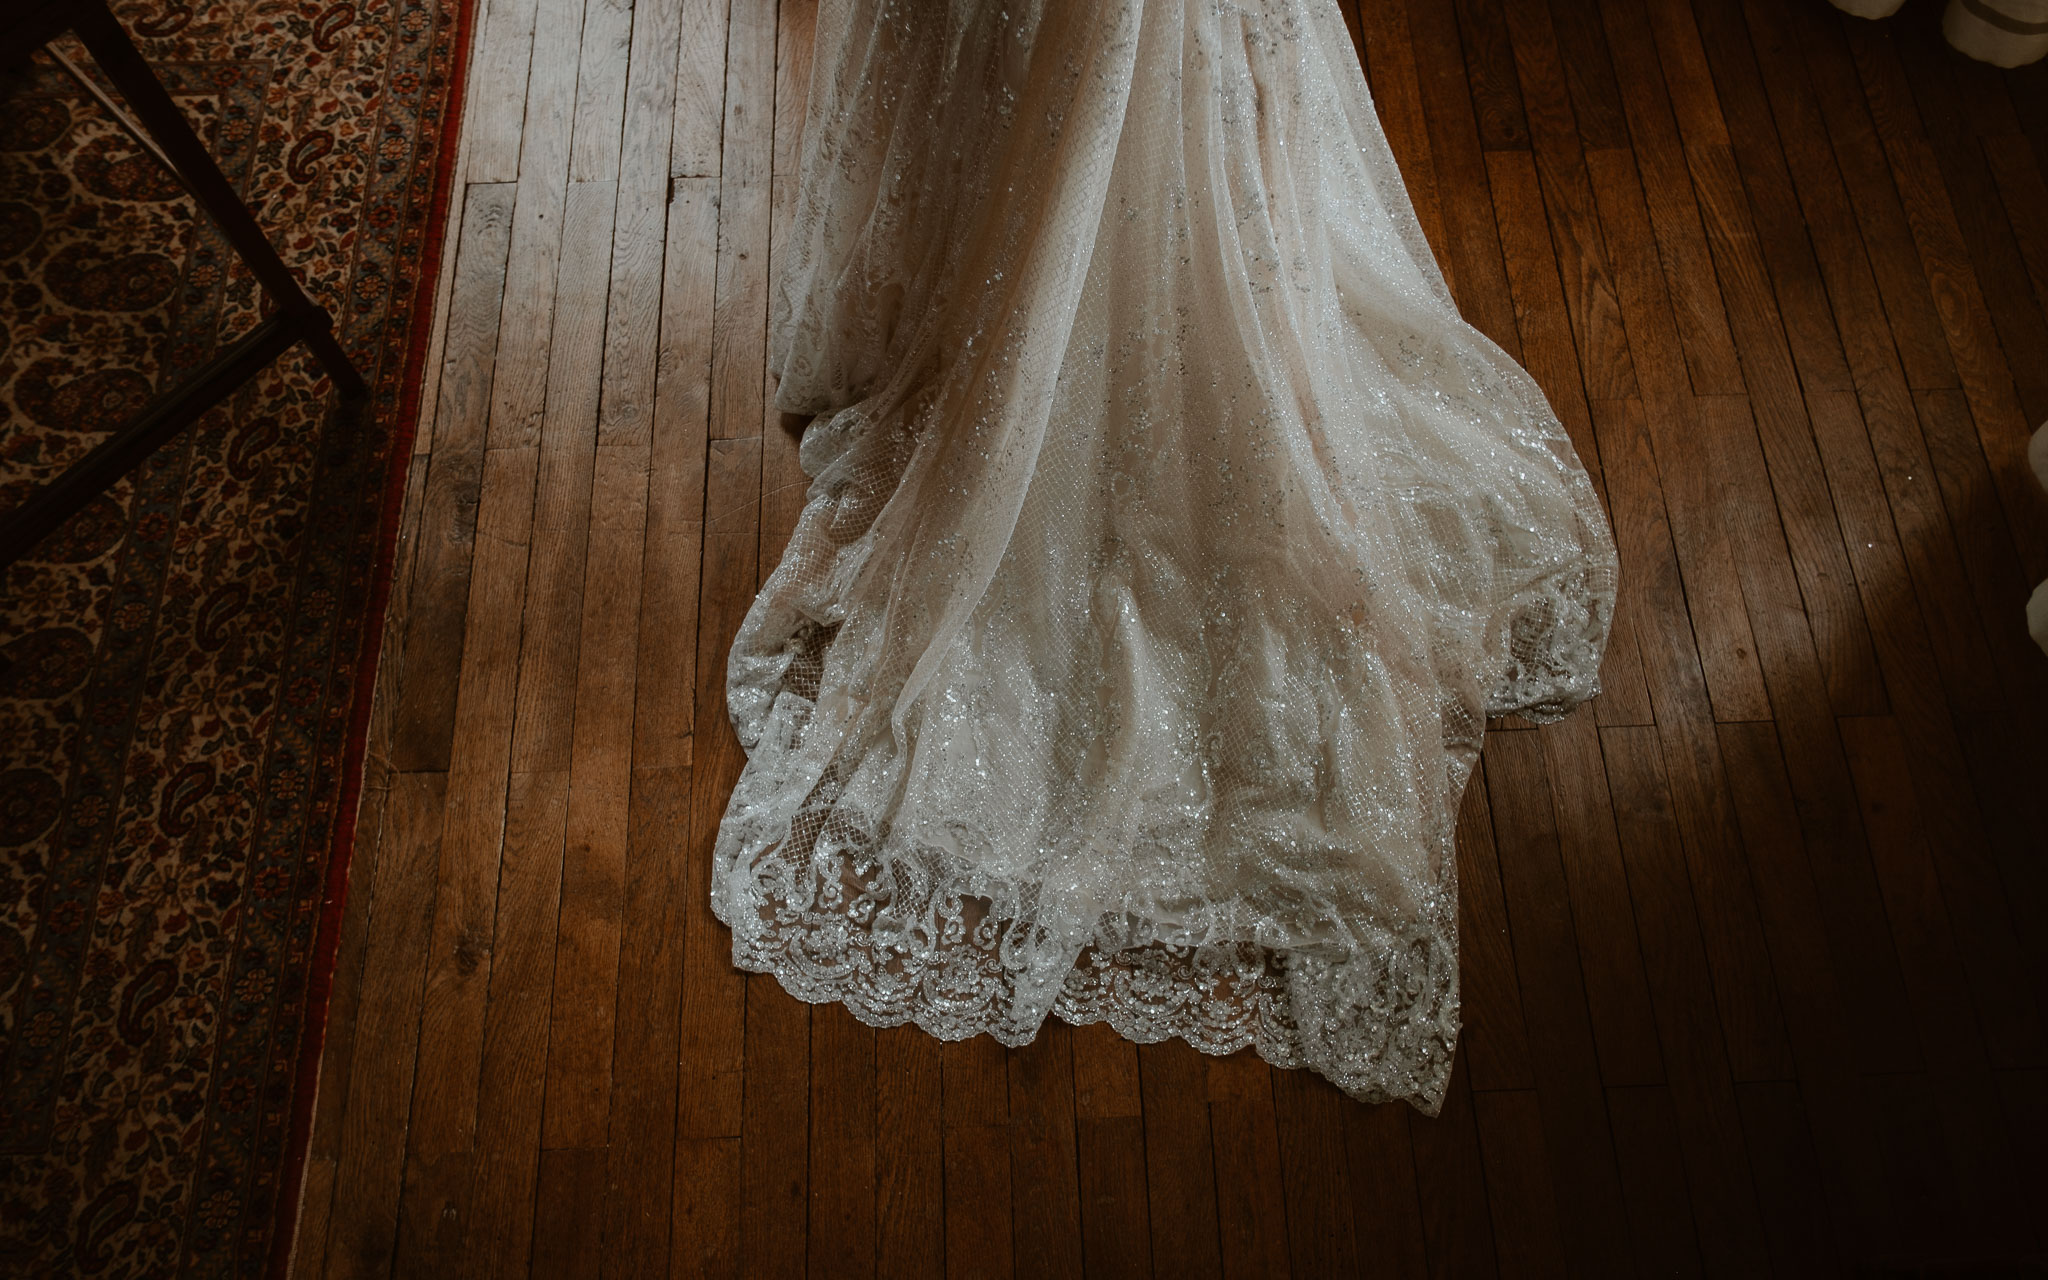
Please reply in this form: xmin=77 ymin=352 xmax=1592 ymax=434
xmin=710 ymin=0 xmax=1618 ymax=1114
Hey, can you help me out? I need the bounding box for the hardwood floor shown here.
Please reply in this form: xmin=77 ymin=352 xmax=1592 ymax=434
xmin=291 ymin=0 xmax=2048 ymax=1274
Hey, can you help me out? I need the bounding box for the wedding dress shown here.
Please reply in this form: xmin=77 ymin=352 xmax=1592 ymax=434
xmin=710 ymin=0 xmax=1617 ymax=1114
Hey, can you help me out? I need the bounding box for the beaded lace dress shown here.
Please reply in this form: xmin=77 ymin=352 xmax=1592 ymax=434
xmin=710 ymin=0 xmax=1617 ymax=1113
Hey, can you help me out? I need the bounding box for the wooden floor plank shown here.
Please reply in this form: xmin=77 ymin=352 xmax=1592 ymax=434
xmin=389 ymin=1151 xmax=472 ymax=1277
xmin=1841 ymin=20 xmax=2048 ymax=582
xmin=1451 ymin=762 xmax=1536 ymax=1093
xmin=1356 ymin=0 xmax=1453 ymax=284
xmin=1499 ymin=2 xmax=1645 ymax=402
xmin=1867 ymin=1071 xmax=1970 ymax=1264
xmin=1405 ymin=1058 xmax=1501 ymax=1280
xmin=773 ymin=0 xmax=818 ymax=181
xmin=389 ymin=184 xmax=518 ymax=774
xmin=1722 ymin=4 xmax=1976 ymax=733
xmin=1892 ymin=24 xmax=2048 ymax=429
xmin=1472 ymin=1091 xmax=1572 ymax=1280
xmin=602 ymin=765 xmax=693 ymax=1279
xmin=708 ymin=0 xmax=777 ymax=447
xmin=1994 ymin=1067 xmax=2048 ymax=1256
xmin=1008 ymin=1027 xmax=1084 ymax=1280
xmin=1716 ymin=721 xmax=1901 ymax=1255
xmin=462 ymin=0 xmax=543 ymax=184
xmin=598 ymin=0 xmax=684 ymax=452
xmin=1695 ymin=0 xmax=1875 ymax=403
xmin=1207 ymin=1062 xmax=1293 ymax=1280
xmin=568 ymin=0 xmax=634 ymax=183
xmin=599 ymin=153 xmax=717 ymax=1280
xmin=541 ymin=441 xmax=647 ymax=1150
xmin=677 ymin=434 xmax=760 ymax=1143
xmin=1785 ymin=2 xmax=1960 ymax=394
xmin=1805 ymin=391 xmax=2048 ymax=1072
xmin=674 ymin=0 xmax=733 ymax=178
xmin=633 ymin=179 xmax=718 ymax=775
xmin=457 ymin=767 xmax=568 ymax=1280
xmin=1581 ymin=411 xmax=1794 ymax=1092
xmin=316 ymin=774 xmax=446 ymax=1280
xmin=1545 ymin=0 xmax=1630 ymax=152
xmin=1407 ymin=0 xmax=1523 ymax=354
xmin=1582 ymin=145 xmax=1774 ymax=724
xmin=1986 ymin=127 xmax=2048 ymax=331
xmin=482 ymin=0 xmax=588 ymax=451
xmin=1686 ymin=0 xmax=1856 ymax=398
xmin=943 ymin=1037 xmax=1014 ymax=1280
xmin=1342 ymin=1102 xmax=1429 ymax=1279
xmin=508 ymin=178 xmax=616 ymax=780
xmin=1071 ymin=1024 xmax=1149 ymax=1280
xmin=673 ymin=1137 xmax=742 ymax=1279
xmin=1951 ymin=706 xmax=2048 ymax=1022
xmin=1137 ymin=1040 xmax=1225 ymax=1280
xmin=1599 ymin=724 xmax=1776 ymax=1278
xmin=1454 ymin=0 xmax=1532 ymax=152
xmin=1271 ymin=1071 xmax=1363 ymax=1278
xmin=1912 ymin=386 xmax=2048 ymax=716
xmin=291 ymin=1153 xmax=339 ymax=1280
xmin=671 ymin=321 xmax=760 ymax=1280
xmin=531 ymin=1148 xmax=607 ymax=1280
xmin=1604 ymin=1084 xmax=1706 ymax=1280
xmin=876 ymin=1028 xmax=945 ymax=1280
xmin=742 ymin=981 xmax=811 ymax=1280
xmin=1540 ymin=713 xmax=1664 ymax=1088
xmin=1609 ymin=0 xmax=1890 ymax=720
xmin=1480 ymin=729 xmax=1637 ymax=1279
xmin=401 ymin=442 xmax=538 ymax=1165
xmin=1733 ymin=1080 xmax=1838 ymax=1276
xmin=1838 ymin=717 xmax=2036 ymax=1258
xmin=809 ymin=1004 xmax=877 ymax=1280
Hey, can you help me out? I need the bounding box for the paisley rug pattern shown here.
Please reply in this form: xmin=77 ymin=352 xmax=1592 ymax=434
xmin=0 ymin=0 xmax=468 ymax=1273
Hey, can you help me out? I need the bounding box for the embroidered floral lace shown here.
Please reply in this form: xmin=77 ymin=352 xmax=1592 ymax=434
xmin=710 ymin=0 xmax=1617 ymax=1113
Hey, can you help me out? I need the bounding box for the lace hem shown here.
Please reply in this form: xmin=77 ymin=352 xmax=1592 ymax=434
xmin=714 ymin=828 xmax=1459 ymax=1114
xmin=1486 ymin=557 xmax=1611 ymax=723
xmin=711 ymin=680 xmax=1461 ymax=1113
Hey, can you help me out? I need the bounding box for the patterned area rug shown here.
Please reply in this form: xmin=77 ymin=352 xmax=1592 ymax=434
xmin=0 ymin=0 xmax=470 ymax=1272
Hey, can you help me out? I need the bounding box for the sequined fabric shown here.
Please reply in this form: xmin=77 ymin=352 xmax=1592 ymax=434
xmin=711 ymin=0 xmax=1617 ymax=1114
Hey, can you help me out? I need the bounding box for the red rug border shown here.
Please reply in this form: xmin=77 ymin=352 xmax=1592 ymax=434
xmin=263 ymin=0 xmax=480 ymax=1270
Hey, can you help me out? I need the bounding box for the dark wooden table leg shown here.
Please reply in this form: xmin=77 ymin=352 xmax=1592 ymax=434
xmin=68 ymin=0 xmax=368 ymax=401
xmin=0 ymin=316 xmax=299 ymax=566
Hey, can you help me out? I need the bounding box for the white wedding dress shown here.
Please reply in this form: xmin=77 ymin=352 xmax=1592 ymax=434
xmin=711 ymin=0 xmax=1617 ymax=1113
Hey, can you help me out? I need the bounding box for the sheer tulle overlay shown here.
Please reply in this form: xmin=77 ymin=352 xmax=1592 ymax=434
xmin=711 ymin=0 xmax=1617 ymax=1113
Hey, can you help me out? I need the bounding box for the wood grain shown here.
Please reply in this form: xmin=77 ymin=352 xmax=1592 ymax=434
xmin=603 ymin=765 xmax=693 ymax=1279
xmin=389 ymin=184 xmax=517 ymax=774
xmin=462 ymin=0 xmax=542 ymax=184
xmin=402 ymin=444 xmax=537 ymax=1163
xmin=809 ymin=1004 xmax=877 ymax=1280
xmin=1451 ymin=761 xmax=1535 ymax=1093
xmin=540 ymin=442 xmax=647 ymax=1150
xmin=1136 ymin=1040 xmax=1224 ymax=1280
xmin=1007 ymin=1026 xmax=1083 ymax=1280
xmin=317 ymin=774 xmax=445 ymax=1280
xmin=1481 ymin=730 xmax=1636 ymax=1278
xmin=482 ymin=0 xmax=587 ymax=450
xmin=459 ymin=767 xmax=568 ymax=1280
